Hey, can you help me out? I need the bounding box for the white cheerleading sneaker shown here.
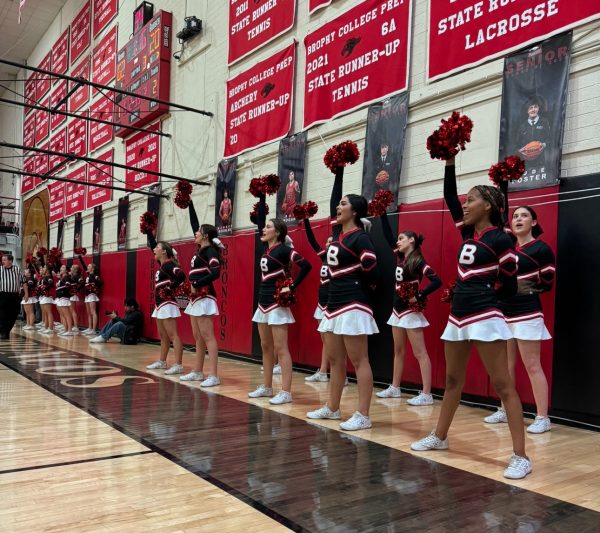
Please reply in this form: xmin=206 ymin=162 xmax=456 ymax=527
xmin=407 ymin=392 xmax=434 ymax=406
xmin=527 ymin=416 xmax=551 ymax=434
xmin=340 ymin=412 xmax=372 ymax=431
xmin=376 ymin=385 xmax=401 ymax=398
xmin=305 ymin=371 xmax=329 ymax=382
xmin=411 ymin=432 xmax=449 ymax=451
xmin=269 ymin=391 xmax=292 ymax=405
xmin=146 ymin=360 xmax=167 ymax=370
xmin=180 ymin=371 xmax=204 ymax=381
xmin=484 ymin=408 xmax=507 ymax=424
xmin=272 ymin=364 xmax=282 ymax=375
xmin=200 ymin=375 xmax=221 ymax=387
xmin=503 ymin=453 xmax=532 ymax=479
xmin=164 ymin=364 xmax=184 ymax=375
xmin=248 ymin=385 xmax=273 ymax=398
xmin=306 ymin=405 xmax=341 ymax=420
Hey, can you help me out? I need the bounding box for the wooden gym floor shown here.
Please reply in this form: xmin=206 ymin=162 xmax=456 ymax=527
xmin=0 ymin=329 xmax=598 ymax=532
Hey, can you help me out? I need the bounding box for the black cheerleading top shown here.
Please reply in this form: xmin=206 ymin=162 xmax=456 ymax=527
xmin=500 ymin=238 xmax=555 ymax=320
xmin=187 ymin=201 xmax=221 ymax=302
xmin=381 ymin=213 xmax=441 ymax=316
xmin=22 ymin=274 xmax=38 ymax=298
xmin=444 ymin=164 xmax=517 ymax=326
xmin=69 ymin=273 xmax=84 ymax=297
xmin=148 ymin=233 xmax=186 ymax=306
xmin=78 ymin=257 xmax=102 ymax=296
xmin=38 ymin=275 xmax=54 ymax=298
xmin=55 ymin=275 xmax=72 ymax=299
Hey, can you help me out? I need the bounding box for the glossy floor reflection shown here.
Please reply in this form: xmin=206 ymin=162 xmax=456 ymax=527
xmin=1 ymin=337 xmax=598 ymax=532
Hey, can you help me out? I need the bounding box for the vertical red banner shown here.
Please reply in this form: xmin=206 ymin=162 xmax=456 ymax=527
xmin=125 ymin=124 xmax=160 ymax=190
xmin=49 ymin=80 xmax=67 ymax=131
xmin=68 ymin=115 xmax=88 ymax=158
xmin=34 ymin=97 xmax=50 ymax=145
xmin=49 ymin=181 xmax=66 ymax=223
xmin=93 ymin=0 xmax=118 ymax=38
xmin=92 ymin=25 xmax=117 ymax=93
xmin=228 ymin=0 xmax=296 ymax=65
xmin=21 ymin=156 xmax=36 ymax=194
xmin=86 ymin=149 xmax=114 ymax=208
xmin=65 ymin=166 xmax=87 ymax=216
xmin=24 ymin=73 xmax=37 ymax=112
xmin=71 ymin=0 xmax=91 ymax=64
xmin=89 ymin=96 xmax=115 ymax=152
xmin=36 ymin=52 xmax=52 ymax=100
xmin=69 ymin=56 xmax=90 ymax=112
xmin=49 ymin=128 xmax=68 ymax=175
xmin=34 ymin=141 xmax=50 ymax=178
xmin=23 ymin=111 xmax=36 ymax=147
xmin=51 ymin=27 xmax=70 ymax=80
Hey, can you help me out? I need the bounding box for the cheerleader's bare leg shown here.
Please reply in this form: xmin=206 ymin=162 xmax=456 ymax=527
xmin=190 ymin=317 xmax=207 ymax=373
xmin=391 ymin=327 xmax=407 ymax=388
xmin=343 ymin=334 xmax=372 ymax=416
xmin=477 ymin=340 xmax=526 ymax=457
xmin=517 ymin=339 xmax=548 ymax=418
xmin=406 ymin=328 xmax=433 ymax=394
xmin=318 ymin=333 xmax=328 ymax=373
xmin=197 ymin=316 xmax=218 ymax=378
xmin=156 ymin=319 xmax=170 ymax=362
xmin=324 ymin=332 xmax=346 ymax=411
xmin=271 ymin=325 xmax=291 ymax=392
xmin=257 ymin=323 xmax=274 ymax=388
xmin=70 ymin=302 xmax=78 ymax=329
xmin=162 ymin=318 xmax=183 ymax=365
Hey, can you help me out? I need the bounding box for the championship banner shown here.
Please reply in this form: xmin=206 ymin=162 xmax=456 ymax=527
xmin=23 ymin=112 xmax=35 ymax=148
xmin=428 ymin=1 xmax=600 ymax=82
xmin=51 ymin=27 xmax=70 ymax=80
xmin=215 ymin=158 xmax=237 ymax=236
xmin=36 ymin=53 xmax=52 ymax=100
xmin=65 ymin=166 xmax=86 ymax=217
xmin=49 ymin=128 xmax=68 ymax=175
xmin=34 ymin=99 xmax=50 ymax=145
xmin=309 ymin=0 xmax=333 ymax=16
xmin=361 ymin=93 xmax=408 ymax=211
xmin=71 ymin=0 xmax=91 ymax=64
xmin=117 ymin=196 xmax=129 ymax=250
xmin=86 ymin=148 xmax=113 ymax=209
xmin=49 ymin=181 xmax=66 ymax=223
xmin=224 ymin=43 xmax=295 ymax=158
xmin=276 ymin=132 xmax=307 ymax=227
xmin=73 ymin=212 xmax=83 ymax=252
xmin=303 ymin=0 xmax=411 ymax=129
xmin=92 ymin=26 xmax=117 ymax=93
xmin=70 ymin=56 xmax=90 ymax=112
xmin=499 ymin=33 xmax=571 ymax=191
xmin=49 ymin=80 xmax=67 ymax=131
xmin=228 ymin=0 xmax=295 ymax=65
xmin=67 ymin=115 xmax=88 ymax=158
xmin=34 ymin=143 xmax=49 ymax=178
xmin=21 ymin=156 xmax=35 ymax=195
xmin=124 ymin=124 xmax=160 ymax=191
xmin=93 ymin=0 xmax=118 ymax=38
xmin=89 ymin=96 xmax=114 ymax=152
xmin=92 ymin=205 xmax=102 ymax=254
xmin=24 ymin=73 xmax=36 ymax=112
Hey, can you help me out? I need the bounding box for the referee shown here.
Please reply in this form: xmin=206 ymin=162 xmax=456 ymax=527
xmin=0 ymin=254 xmax=22 ymax=339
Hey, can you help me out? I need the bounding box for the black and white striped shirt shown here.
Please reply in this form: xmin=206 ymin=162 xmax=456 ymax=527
xmin=0 ymin=264 xmax=22 ymax=293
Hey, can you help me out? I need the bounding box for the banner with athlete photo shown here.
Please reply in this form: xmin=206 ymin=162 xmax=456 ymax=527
xmin=215 ymin=158 xmax=237 ymax=237
xmin=498 ymin=32 xmax=571 ymax=191
xmin=224 ymin=42 xmax=295 ymax=158
xmin=361 ymin=92 xmax=408 ymax=211
xmin=276 ymin=132 xmax=307 ymax=227
xmin=303 ymin=0 xmax=411 ymax=129
xmin=92 ymin=205 xmax=102 ymax=254
xmin=117 ymin=196 xmax=129 ymax=250
xmin=428 ymin=1 xmax=600 ymax=81
xmin=228 ymin=0 xmax=295 ymax=65
xmin=73 ymin=212 xmax=83 ymax=253
xmin=145 ymin=184 xmax=161 ymax=243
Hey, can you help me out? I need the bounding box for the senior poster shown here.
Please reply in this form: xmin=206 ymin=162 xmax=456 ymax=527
xmin=361 ymin=92 xmax=408 ymax=211
xmin=215 ymin=158 xmax=237 ymax=236
xmin=498 ymin=32 xmax=571 ymax=190
xmin=117 ymin=196 xmax=129 ymax=250
xmin=276 ymin=133 xmax=307 ymax=227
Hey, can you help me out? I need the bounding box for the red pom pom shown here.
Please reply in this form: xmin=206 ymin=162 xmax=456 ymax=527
xmin=175 ymin=281 xmax=192 ymax=300
xmin=140 ymin=211 xmax=158 ymax=235
xmin=47 ymin=247 xmax=63 ymax=267
xmin=441 ymin=281 xmax=456 ymax=304
xmin=426 ymin=112 xmax=474 ymax=161
xmin=274 ymin=277 xmax=296 ymax=307
xmin=37 ymin=247 xmax=47 ymax=258
xmin=488 ymin=155 xmax=526 ymax=186
xmin=158 ymin=286 xmax=174 ymax=301
xmin=293 ymin=200 xmax=319 ymax=221
xmin=292 ymin=204 xmax=307 ymax=221
xmin=249 ymin=175 xmax=281 ymax=198
xmin=174 ymin=180 xmax=193 ymax=209
xmin=25 ymin=252 xmax=34 ymax=265
xmin=250 ymin=201 xmax=269 ymax=225
xmin=324 ymin=140 xmax=360 ymax=173
xmin=74 ymin=247 xmax=87 ymax=256
xmin=368 ymin=189 xmax=395 ymax=217
xmin=249 ymin=177 xmax=263 ymax=198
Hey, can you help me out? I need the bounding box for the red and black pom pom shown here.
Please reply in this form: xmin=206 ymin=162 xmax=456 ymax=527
xmin=368 ymin=189 xmax=395 ymax=217
xmin=488 ymin=155 xmax=526 ymax=186
xmin=274 ymin=277 xmax=296 ymax=307
xmin=174 ymin=180 xmax=193 ymax=209
xmin=140 ymin=211 xmax=158 ymax=235
xmin=293 ymin=200 xmax=319 ymax=221
xmin=426 ymin=112 xmax=474 ymax=161
xmin=250 ymin=201 xmax=269 ymax=225
xmin=441 ymin=281 xmax=456 ymax=304
xmin=324 ymin=140 xmax=360 ymax=173
xmin=74 ymin=247 xmax=87 ymax=256
xmin=249 ymin=175 xmax=281 ymax=198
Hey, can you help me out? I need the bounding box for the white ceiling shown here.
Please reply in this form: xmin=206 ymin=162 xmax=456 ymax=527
xmin=0 ymin=0 xmax=68 ymax=82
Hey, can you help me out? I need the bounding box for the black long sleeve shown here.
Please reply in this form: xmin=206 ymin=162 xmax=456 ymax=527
xmin=444 ymin=164 xmax=463 ymax=223
xmin=380 ymin=212 xmax=396 ymax=249
xmin=257 ymin=193 xmax=266 ymax=234
xmin=330 ymin=168 xmax=343 ymax=219
xmin=78 ymin=255 xmax=87 ymax=271
xmin=420 ymin=268 xmax=442 ymax=299
xmin=147 ymin=232 xmax=157 ymax=251
xmin=188 ymin=201 xmax=200 ymax=235
xmin=290 ymin=250 xmax=312 ymax=289
xmin=303 ymin=219 xmax=323 ymax=254
xmin=499 ymin=180 xmax=509 ymax=227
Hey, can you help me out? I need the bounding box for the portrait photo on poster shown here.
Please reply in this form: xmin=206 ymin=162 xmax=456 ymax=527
xmin=277 ymin=132 xmax=307 ymax=226
xmin=92 ymin=206 xmax=102 ymax=255
xmin=117 ymin=197 xmax=129 ymax=250
xmin=215 ymin=158 xmax=237 ymax=236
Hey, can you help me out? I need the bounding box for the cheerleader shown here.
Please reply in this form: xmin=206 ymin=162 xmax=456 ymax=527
xmin=411 ymin=159 xmax=531 ymax=480
xmin=307 ymin=193 xmax=380 ymax=431
xmin=79 ymin=258 xmax=102 ymax=335
xmin=37 ymin=265 xmax=55 ymax=334
xmin=180 ymin=201 xmax=223 ymax=387
xmin=484 ymin=206 xmax=555 ymax=433
xmin=21 ymin=268 xmax=38 ymax=330
xmin=55 ymin=265 xmax=74 ymax=336
xmin=145 ymin=234 xmax=186 ymax=374
xmin=377 ymin=214 xmax=441 ymax=403
xmin=249 ymin=194 xmax=312 ymax=405
xmin=68 ymin=264 xmax=83 ymax=334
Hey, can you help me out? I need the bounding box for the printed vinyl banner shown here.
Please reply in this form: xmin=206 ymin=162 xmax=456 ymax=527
xmin=303 ymin=0 xmax=411 ymax=129
xmin=276 ymin=132 xmax=307 ymax=227
xmin=49 ymin=81 xmax=67 ymax=131
xmin=92 ymin=205 xmax=102 ymax=254
xmin=93 ymin=0 xmax=118 ymax=38
xmin=309 ymin=0 xmax=333 ymax=15
xmin=68 ymin=116 xmax=88 ymax=158
xmin=48 ymin=128 xmax=68 ymax=175
xmin=73 ymin=212 xmax=83 ymax=251
xmin=428 ymin=1 xmax=600 ymax=81
xmin=215 ymin=158 xmax=237 ymax=236
xmin=228 ymin=0 xmax=295 ymax=65
xmin=51 ymin=27 xmax=70 ymax=80
xmin=125 ymin=124 xmax=160 ymax=191
xmin=71 ymin=0 xmax=91 ymax=64
xmin=69 ymin=56 xmax=90 ymax=112
xmin=224 ymin=43 xmax=295 ymax=158
xmin=499 ymin=32 xmax=571 ymax=191
xmin=92 ymin=25 xmax=117 ymax=92
xmin=361 ymin=92 xmax=409 ymax=211
xmin=36 ymin=53 xmax=52 ymax=100
xmin=65 ymin=166 xmax=86 ymax=217
xmin=49 ymin=181 xmax=66 ymax=223
xmin=117 ymin=196 xmax=129 ymax=250
xmin=86 ymin=149 xmax=114 ymax=209
xmin=89 ymin=96 xmax=115 ymax=152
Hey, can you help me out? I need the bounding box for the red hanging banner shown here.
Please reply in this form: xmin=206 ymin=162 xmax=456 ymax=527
xmin=34 ymin=142 xmax=50 ymax=177
xmin=124 ymin=123 xmax=160 ymax=191
xmin=228 ymin=0 xmax=295 ymax=65
xmin=93 ymin=0 xmax=118 ymax=38
xmin=86 ymin=148 xmax=114 ymax=208
xmin=65 ymin=166 xmax=87 ymax=216
xmin=36 ymin=52 xmax=52 ymax=100
xmin=49 ymin=80 xmax=67 ymax=131
xmin=224 ymin=42 xmax=295 ymax=158
xmin=23 ymin=111 xmax=36 ymax=148
xmin=303 ymin=0 xmax=412 ymax=129
xmin=92 ymin=25 xmax=117 ymax=93
xmin=69 ymin=56 xmax=90 ymax=112
xmin=34 ymin=98 xmax=50 ymax=145
xmin=49 ymin=181 xmax=66 ymax=223
xmin=309 ymin=0 xmax=333 ymax=16
xmin=428 ymin=2 xmax=600 ymax=82
xmin=51 ymin=27 xmax=70 ymax=80
xmin=67 ymin=115 xmax=88 ymax=158
xmin=24 ymin=73 xmax=36 ymax=113
xmin=71 ymin=0 xmax=91 ymax=64
xmin=21 ymin=156 xmax=36 ymax=195
xmin=89 ymin=95 xmax=114 ymax=152
xmin=49 ymin=128 xmax=68 ymax=175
